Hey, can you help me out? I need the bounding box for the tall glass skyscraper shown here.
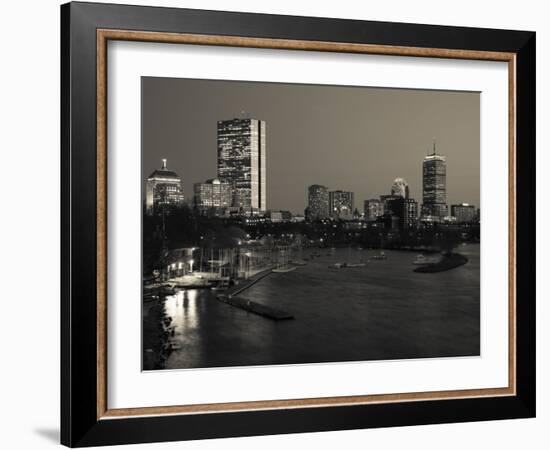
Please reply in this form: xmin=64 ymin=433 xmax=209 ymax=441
xmin=217 ymin=117 xmax=266 ymax=210
xmin=307 ymin=184 xmax=329 ymax=220
xmin=422 ymin=143 xmax=447 ymax=218
xmin=145 ymin=159 xmax=184 ymax=216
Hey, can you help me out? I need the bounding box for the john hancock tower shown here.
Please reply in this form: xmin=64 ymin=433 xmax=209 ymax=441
xmin=217 ymin=117 xmax=267 ymax=211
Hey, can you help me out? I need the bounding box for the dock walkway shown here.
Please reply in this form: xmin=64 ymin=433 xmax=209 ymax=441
xmin=224 ymin=267 xmax=274 ymax=297
xmin=216 ymin=266 xmax=294 ymax=320
xmin=217 ymin=295 xmax=294 ymax=321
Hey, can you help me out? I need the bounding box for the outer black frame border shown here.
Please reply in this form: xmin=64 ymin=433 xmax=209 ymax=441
xmin=61 ymin=2 xmax=536 ymax=447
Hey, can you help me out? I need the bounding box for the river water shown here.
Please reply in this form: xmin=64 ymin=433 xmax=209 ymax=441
xmin=158 ymin=244 xmax=480 ymax=370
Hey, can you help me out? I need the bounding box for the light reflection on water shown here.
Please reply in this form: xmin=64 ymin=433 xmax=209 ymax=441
xmin=164 ymin=289 xmax=199 ymax=339
xmin=158 ymin=244 xmax=480 ymax=370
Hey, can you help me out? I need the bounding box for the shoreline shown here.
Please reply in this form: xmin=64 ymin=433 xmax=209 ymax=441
xmin=413 ymin=253 xmax=469 ymax=273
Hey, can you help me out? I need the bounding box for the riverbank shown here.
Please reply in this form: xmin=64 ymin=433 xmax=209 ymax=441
xmin=142 ymin=299 xmax=166 ymax=370
xmin=414 ymin=253 xmax=469 ymax=273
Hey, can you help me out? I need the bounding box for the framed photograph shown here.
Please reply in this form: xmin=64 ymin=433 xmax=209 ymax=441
xmin=61 ymin=2 xmax=536 ymax=447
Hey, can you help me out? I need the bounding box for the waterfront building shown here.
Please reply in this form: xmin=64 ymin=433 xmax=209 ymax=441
xmin=307 ymin=184 xmax=330 ymax=220
xmin=363 ymin=199 xmax=383 ymax=221
xmin=145 ymin=158 xmax=184 ymax=216
xmin=224 ymin=206 xmax=262 ymax=218
xmin=386 ymin=197 xmax=419 ymax=229
xmin=421 ymin=141 xmax=448 ymax=218
xmin=162 ymin=247 xmax=195 ymax=279
xmin=343 ymin=219 xmax=368 ymax=230
xmin=451 ymin=203 xmax=477 ymax=223
xmin=391 ymin=177 xmax=410 ymax=199
xmin=329 ymin=190 xmax=354 ymax=220
xmin=269 ymin=210 xmax=283 ymax=223
xmin=217 ymin=117 xmax=266 ymax=210
xmin=418 ymin=215 xmax=438 ymax=227
xmin=193 ymin=178 xmax=232 ymax=215
xmin=241 ymin=214 xmax=267 ymax=226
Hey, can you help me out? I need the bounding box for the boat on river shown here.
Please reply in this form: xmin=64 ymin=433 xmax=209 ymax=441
xmin=329 ymin=262 xmax=367 ymax=269
xmin=369 ymin=251 xmax=387 ymax=261
xmin=292 ymin=259 xmax=308 ymax=266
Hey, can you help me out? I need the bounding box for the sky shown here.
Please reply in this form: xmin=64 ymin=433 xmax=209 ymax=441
xmin=142 ymin=77 xmax=480 ymax=215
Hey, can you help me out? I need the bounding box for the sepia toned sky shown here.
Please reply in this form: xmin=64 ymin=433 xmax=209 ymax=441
xmin=142 ymin=77 xmax=480 ymax=215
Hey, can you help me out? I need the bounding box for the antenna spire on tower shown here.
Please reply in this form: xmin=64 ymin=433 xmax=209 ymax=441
xmin=162 ymin=158 xmax=167 ymax=170
xmin=432 ymin=138 xmax=436 ymax=155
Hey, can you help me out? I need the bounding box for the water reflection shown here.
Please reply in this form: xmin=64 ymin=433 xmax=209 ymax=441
xmin=164 ymin=289 xmax=199 ymax=337
xmin=158 ymin=244 xmax=480 ymax=370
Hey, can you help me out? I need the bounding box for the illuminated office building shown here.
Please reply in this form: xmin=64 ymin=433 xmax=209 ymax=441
xmin=363 ymin=199 xmax=383 ymax=221
xmin=193 ymin=178 xmax=232 ymax=215
xmin=145 ymin=159 xmax=184 ymax=216
xmin=451 ymin=203 xmax=476 ymax=223
xmin=421 ymin=141 xmax=448 ymax=218
xmin=217 ymin=117 xmax=266 ymax=210
xmin=329 ymin=190 xmax=354 ymax=220
xmin=307 ymin=184 xmax=330 ymax=220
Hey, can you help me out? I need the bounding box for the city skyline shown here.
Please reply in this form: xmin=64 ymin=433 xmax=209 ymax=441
xmin=146 ymin=153 xmax=476 ymax=225
xmin=142 ymin=77 xmax=480 ymax=214
xmin=145 ymin=132 xmax=471 ymax=221
xmin=145 ymin=144 xmax=473 ymax=221
xmin=145 ymin=145 xmax=474 ymax=220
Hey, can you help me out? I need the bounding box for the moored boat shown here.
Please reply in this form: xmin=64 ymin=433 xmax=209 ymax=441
xmin=369 ymin=251 xmax=387 ymax=261
xmin=328 ymin=262 xmax=367 ymax=269
xmin=292 ymin=259 xmax=308 ymax=266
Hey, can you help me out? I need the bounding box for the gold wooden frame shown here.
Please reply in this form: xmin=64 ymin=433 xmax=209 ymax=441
xmin=96 ymin=29 xmax=516 ymax=420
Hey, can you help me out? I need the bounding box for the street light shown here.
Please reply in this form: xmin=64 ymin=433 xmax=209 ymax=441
xmin=189 ymin=259 xmax=194 ymax=272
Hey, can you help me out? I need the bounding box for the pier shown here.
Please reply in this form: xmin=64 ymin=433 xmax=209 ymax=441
xmin=224 ymin=267 xmax=274 ymax=297
xmin=217 ymin=295 xmax=294 ymax=321
xmin=215 ymin=266 xmax=294 ymax=320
